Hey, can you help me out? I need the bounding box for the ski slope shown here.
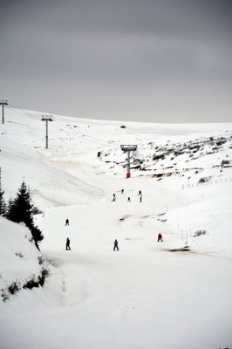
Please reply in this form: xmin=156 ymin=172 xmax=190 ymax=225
xmin=0 ymin=107 xmax=232 ymax=349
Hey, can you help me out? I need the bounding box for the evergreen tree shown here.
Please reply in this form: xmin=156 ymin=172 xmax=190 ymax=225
xmin=7 ymin=181 xmax=34 ymax=226
xmin=30 ymin=225 xmax=44 ymax=248
xmin=6 ymin=181 xmax=44 ymax=245
xmin=0 ymin=167 xmax=7 ymax=216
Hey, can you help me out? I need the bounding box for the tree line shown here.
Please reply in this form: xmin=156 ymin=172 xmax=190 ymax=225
xmin=0 ymin=171 xmax=43 ymax=249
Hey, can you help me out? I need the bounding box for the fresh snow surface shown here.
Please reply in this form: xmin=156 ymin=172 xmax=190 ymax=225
xmin=0 ymin=107 xmax=232 ymax=349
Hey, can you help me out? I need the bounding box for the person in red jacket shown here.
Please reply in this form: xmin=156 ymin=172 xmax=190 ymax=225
xmin=157 ymin=233 xmax=163 ymax=242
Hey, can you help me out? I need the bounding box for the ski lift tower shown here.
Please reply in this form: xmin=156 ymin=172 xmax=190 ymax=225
xmin=120 ymin=145 xmax=137 ymax=178
xmin=41 ymin=115 xmax=53 ymax=149
xmin=0 ymin=100 xmax=8 ymax=124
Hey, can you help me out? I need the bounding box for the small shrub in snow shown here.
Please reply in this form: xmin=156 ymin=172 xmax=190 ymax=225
xmin=23 ymin=276 xmax=39 ymax=290
xmin=23 ymin=268 xmax=49 ymax=289
xmin=15 ymin=252 xmax=24 ymax=258
xmin=8 ymin=281 xmax=20 ymax=295
xmin=221 ymin=160 xmax=230 ymax=166
xmin=193 ymin=230 xmax=206 ymax=237
xmin=216 ymin=139 xmax=226 ymax=146
xmin=38 ymin=256 xmax=44 ymax=265
xmin=1 ymin=267 xmax=50 ymax=301
xmin=38 ymin=268 xmax=49 ymax=287
xmin=198 ymin=177 xmax=211 ymax=184
xmin=153 ymin=153 xmax=165 ymax=161
xmin=1 ymin=289 xmax=9 ymax=302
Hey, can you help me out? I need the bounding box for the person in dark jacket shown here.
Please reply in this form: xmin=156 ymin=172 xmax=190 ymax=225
xmin=66 ymin=237 xmax=71 ymax=250
xmin=65 ymin=219 xmax=69 ymax=226
xmin=157 ymin=233 xmax=163 ymax=242
xmin=113 ymin=239 xmax=119 ymax=251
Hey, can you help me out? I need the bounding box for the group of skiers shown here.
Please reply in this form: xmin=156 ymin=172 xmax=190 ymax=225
xmin=65 ymin=219 xmax=71 ymax=250
xmin=112 ymin=189 xmax=143 ymax=203
xmin=64 ymin=184 xmax=164 ymax=252
xmin=113 ymin=234 xmax=163 ymax=250
xmin=113 ymin=233 xmax=163 ymax=251
xmin=64 ymin=216 xmax=163 ymax=251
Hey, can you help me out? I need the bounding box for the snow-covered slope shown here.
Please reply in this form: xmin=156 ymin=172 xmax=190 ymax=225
xmin=0 ymin=107 xmax=232 ymax=349
xmin=0 ymin=217 xmax=41 ymax=300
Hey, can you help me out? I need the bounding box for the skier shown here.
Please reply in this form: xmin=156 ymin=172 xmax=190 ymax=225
xmin=65 ymin=219 xmax=69 ymax=226
xmin=121 ymin=189 xmax=124 ymax=194
xmin=113 ymin=239 xmax=119 ymax=251
xmin=127 ymin=197 xmax=131 ymax=202
xmin=113 ymin=193 xmax=116 ymax=202
xmin=157 ymin=233 xmax=163 ymax=242
xmin=66 ymin=237 xmax=71 ymax=250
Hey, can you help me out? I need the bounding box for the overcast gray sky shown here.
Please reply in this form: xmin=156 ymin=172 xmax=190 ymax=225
xmin=1 ymin=0 xmax=231 ymax=123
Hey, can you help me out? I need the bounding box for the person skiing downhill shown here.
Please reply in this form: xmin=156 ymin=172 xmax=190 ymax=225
xmin=113 ymin=239 xmax=119 ymax=251
xmin=157 ymin=233 xmax=163 ymax=242
xmin=66 ymin=237 xmax=71 ymax=250
xmin=65 ymin=219 xmax=69 ymax=226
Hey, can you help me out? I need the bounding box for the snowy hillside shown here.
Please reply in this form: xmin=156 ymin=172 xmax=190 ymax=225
xmin=0 ymin=107 xmax=232 ymax=349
